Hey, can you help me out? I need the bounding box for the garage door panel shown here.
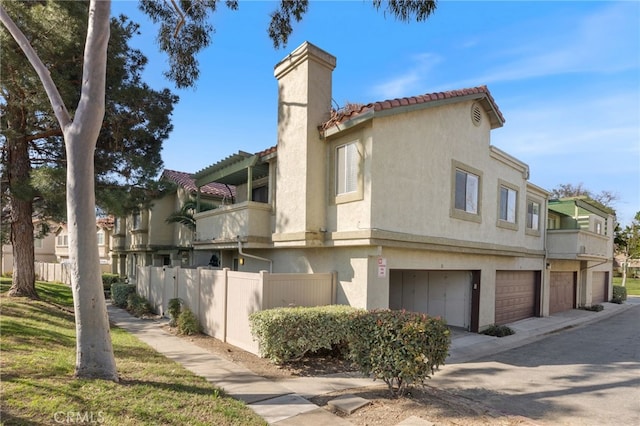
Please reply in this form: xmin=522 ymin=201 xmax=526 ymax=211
xmin=495 ymin=271 xmax=537 ymax=325
xmin=550 ymin=272 xmax=575 ymax=314
xmin=592 ymin=272 xmax=608 ymax=304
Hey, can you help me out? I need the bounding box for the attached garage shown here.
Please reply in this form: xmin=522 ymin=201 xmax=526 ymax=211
xmin=495 ymin=271 xmax=539 ymax=325
xmin=549 ymin=272 xmax=576 ymax=314
xmin=389 ymin=270 xmax=473 ymax=329
xmin=592 ymin=272 xmax=609 ymax=304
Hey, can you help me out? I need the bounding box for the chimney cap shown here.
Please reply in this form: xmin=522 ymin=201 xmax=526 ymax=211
xmin=274 ymin=41 xmax=336 ymax=80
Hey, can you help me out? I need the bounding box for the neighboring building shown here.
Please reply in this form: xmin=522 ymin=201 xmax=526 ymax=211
xmin=190 ymin=42 xmax=597 ymax=332
xmin=546 ymin=197 xmax=616 ymax=312
xmin=54 ymin=217 xmax=114 ymax=273
xmin=111 ymin=169 xmax=232 ymax=281
xmin=1 ymin=220 xmax=57 ymax=275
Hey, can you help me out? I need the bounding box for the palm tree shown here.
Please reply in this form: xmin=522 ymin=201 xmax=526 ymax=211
xmin=165 ymin=199 xmax=216 ymax=231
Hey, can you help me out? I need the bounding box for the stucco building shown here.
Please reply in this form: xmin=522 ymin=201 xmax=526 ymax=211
xmin=188 ymin=42 xmax=616 ymax=332
xmin=111 ymin=169 xmax=232 ymax=281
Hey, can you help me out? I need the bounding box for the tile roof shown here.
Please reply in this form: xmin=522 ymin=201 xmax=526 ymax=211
xmin=320 ymin=85 xmax=505 ymax=131
xmin=162 ymin=169 xmax=235 ymax=198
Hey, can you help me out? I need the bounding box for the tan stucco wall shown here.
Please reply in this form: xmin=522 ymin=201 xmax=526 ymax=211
xmin=228 ymin=244 xmax=544 ymax=330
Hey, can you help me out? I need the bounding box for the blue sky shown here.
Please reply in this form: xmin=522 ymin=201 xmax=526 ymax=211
xmin=111 ymin=0 xmax=639 ymax=226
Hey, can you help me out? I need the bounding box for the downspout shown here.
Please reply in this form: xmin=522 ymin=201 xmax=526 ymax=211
xmin=237 ymin=236 xmax=272 ymax=273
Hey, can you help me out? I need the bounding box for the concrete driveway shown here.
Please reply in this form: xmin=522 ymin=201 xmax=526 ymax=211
xmin=431 ymin=302 xmax=640 ymax=426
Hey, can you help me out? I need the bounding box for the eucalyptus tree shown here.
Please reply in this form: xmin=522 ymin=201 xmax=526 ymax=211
xmin=0 ymin=0 xmax=437 ymax=381
xmin=615 ymin=212 xmax=640 ymax=287
xmin=1 ymin=1 xmax=177 ymax=300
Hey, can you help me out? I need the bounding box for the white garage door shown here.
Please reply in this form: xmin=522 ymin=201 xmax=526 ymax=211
xmin=389 ymin=270 xmax=471 ymax=328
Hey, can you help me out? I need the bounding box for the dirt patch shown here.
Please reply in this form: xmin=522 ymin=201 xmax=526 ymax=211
xmin=162 ymin=324 xmax=539 ymax=426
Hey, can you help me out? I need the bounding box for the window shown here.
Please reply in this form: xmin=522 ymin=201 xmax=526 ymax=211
xmin=451 ymin=161 xmax=482 ymax=223
xmin=97 ymin=230 xmax=105 ymax=246
xmin=114 ymin=218 xmax=123 ymax=235
xmin=455 ymin=169 xmax=479 ymax=214
xmin=132 ymin=212 xmax=142 ymax=230
xmin=57 ymin=235 xmax=68 ymax=246
xmin=499 ymin=186 xmax=517 ymax=223
xmin=34 ymin=238 xmax=43 ymax=249
xmin=252 ymin=185 xmax=269 ymax=203
xmin=336 ymin=142 xmax=359 ymax=195
xmin=595 ymin=221 xmax=603 ymax=235
xmin=526 ymin=200 xmax=540 ymax=231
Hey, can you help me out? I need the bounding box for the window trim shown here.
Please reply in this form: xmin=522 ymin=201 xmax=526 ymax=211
xmin=334 ymin=140 xmax=364 ymax=204
xmin=450 ymin=160 xmax=483 ymax=223
xmin=525 ymin=198 xmax=542 ymax=236
xmin=497 ymin=180 xmax=519 ymax=231
xmin=97 ymin=230 xmax=105 ymax=246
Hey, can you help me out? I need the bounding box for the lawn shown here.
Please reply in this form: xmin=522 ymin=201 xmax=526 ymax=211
xmin=613 ymin=276 xmax=640 ymax=296
xmin=0 ymin=278 xmax=266 ymax=425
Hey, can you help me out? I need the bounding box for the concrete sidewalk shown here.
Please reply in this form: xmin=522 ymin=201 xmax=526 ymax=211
xmin=107 ymin=297 xmax=638 ymax=426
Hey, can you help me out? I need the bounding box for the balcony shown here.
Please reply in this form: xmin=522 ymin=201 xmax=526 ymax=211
xmin=194 ymin=201 xmax=272 ymax=247
xmin=547 ymin=229 xmax=612 ymax=260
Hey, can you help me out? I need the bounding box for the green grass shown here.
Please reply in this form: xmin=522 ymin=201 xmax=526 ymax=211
xmin=613 ymin=276 xmax=640 ymax=296
xmin=0 ymin=280 xmax=266 ymax=426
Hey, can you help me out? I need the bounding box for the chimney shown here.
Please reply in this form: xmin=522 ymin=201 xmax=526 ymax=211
xmin=273 ymin=42 xmax=336 ymax=245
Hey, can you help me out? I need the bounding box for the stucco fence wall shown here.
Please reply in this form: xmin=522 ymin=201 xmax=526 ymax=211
xmin=136 ymin=266 xmax=337 ymax=355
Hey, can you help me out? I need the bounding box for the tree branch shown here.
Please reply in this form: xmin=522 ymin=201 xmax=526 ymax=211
xmin=0 ymin=4 xmax=72 ymax=129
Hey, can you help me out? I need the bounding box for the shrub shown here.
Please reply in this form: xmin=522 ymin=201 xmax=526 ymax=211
xmin=111 ymin=283 xmax=136 ymax=308
xmin=249 ymin=305 xmax=363 ymax=363
xmin=101 ymin=273 xmax=120 ymax=292
xmin=581 ymin=304 xmax=604 ymax=312
xmin=481 ymin=324 xmax=515 ymax=337
xmin=177 ymin=307 xmax=200 ymax=335
xmin=168 ymin=298 xmax=182 ymax=327
xmin=348 ymin=310 xmax=451 ymax=397
xmin=612 ymin=285 xmax=627 ymax=304
xmin=127 ymin=292 xmax=151 ymax=317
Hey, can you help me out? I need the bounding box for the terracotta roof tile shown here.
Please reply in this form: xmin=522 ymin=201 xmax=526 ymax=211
xmin=162 ymin=169 xmax=234 ymax=198
xmin=321 ymin=86 xmax=504 ymax=132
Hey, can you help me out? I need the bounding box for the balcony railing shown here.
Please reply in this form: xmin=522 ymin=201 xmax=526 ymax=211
xmin=547 ymin=229 xmax=612 ymax=260
xmin=194 ymin=201 xmax=272 ymax=244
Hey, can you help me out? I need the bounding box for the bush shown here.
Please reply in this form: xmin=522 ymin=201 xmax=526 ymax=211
xmin=168 ymin=298 xmax=182 ymax=327
xmin=481 ymin=324 xmax=515 ymax=337
xmin=612 ymin=285 xmax=627 ymax=304
xmin=111 ymin=283 xmax=136 ymax=308
xmin=348 ymin=310 xmax=451 ymax=397
xmin=127 ymin=292 xmax=151 ymax=317
xmin=177 ymin=307 xmax=200 ymax=335
xmin=581 ymin=304 xmax=604 ymax=312
xmin=249 ymin=305 xmax=363 ymax=363
xmin=101 ymin=273 xmax=120 ymax=292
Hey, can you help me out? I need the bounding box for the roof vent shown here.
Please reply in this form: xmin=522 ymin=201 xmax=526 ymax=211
xmin=471 ymin=102 xmax=482 ymax=127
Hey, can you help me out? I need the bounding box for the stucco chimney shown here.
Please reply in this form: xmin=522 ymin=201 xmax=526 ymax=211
xmin=273 ymin=42 xmax=336 ymax=245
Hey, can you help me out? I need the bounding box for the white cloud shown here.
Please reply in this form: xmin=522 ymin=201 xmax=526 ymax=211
xmin=370 ymin=53 xmax=443 ymax=99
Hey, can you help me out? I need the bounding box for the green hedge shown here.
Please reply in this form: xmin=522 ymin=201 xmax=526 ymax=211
xmin=249 ymin=305 xmax=363 ymax=363
xmin=101 ymin=273 xmax=121 ymax=291
xmin=348 ymin=309 xmax=450 ymax=397
xmin=612 ymin=285 xmax=627 ymax=304
xmin=127 ymin=292 xmax=151 ymax=317
xmin=111 ymin=283 xmax=136 ymax=308
xmin=250 ymin=306 xmax=451 ymax=397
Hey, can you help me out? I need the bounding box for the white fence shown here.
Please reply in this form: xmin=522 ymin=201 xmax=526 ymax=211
xmin=35 ymin=262 xmax=72 ymax=285
xmin=136 ymin=266 xmax=337 ymax=355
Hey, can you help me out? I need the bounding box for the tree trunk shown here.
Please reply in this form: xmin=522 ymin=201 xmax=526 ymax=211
xmin=6 ymin=115 xmax=37 ymax=299
xmin=66 ymin=128 xmax=118 ymax=380
xmin=1 ymin=0 xmax=117 ymax=380
xmin=65 ymin=0 xmax=117 ymax=381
